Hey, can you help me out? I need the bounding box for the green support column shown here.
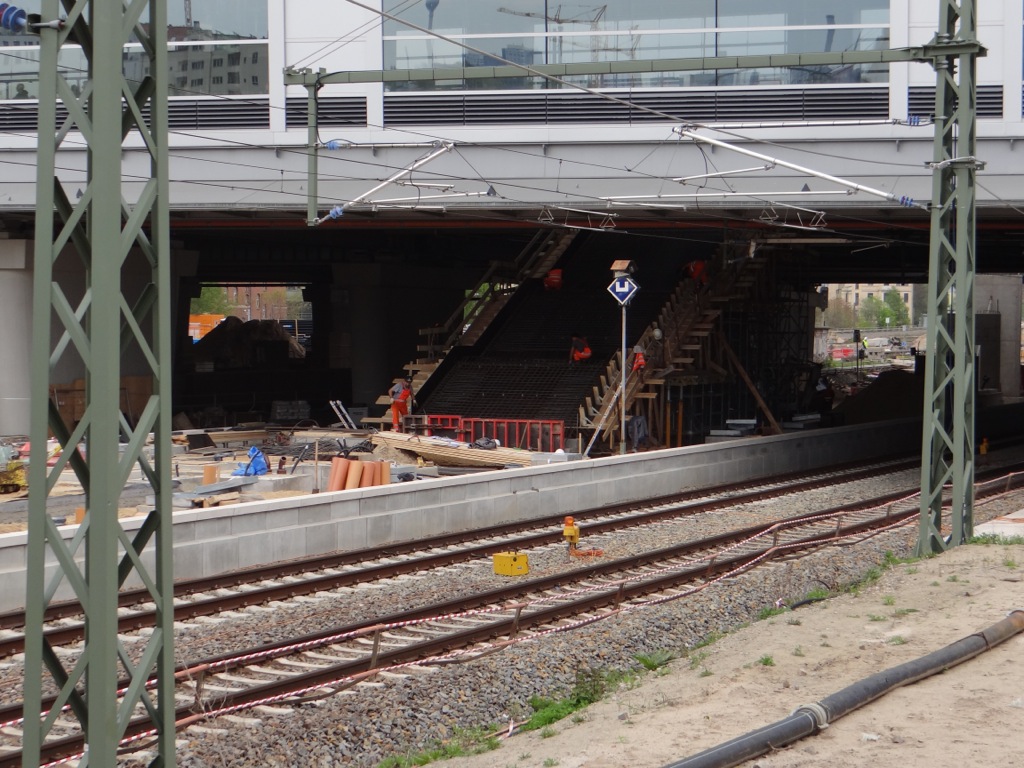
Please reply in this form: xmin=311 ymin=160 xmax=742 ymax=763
xmin=23 ymin=1 xmax=175 ymax=766
xmin=917 ymin=0 xmax=983 ymax=555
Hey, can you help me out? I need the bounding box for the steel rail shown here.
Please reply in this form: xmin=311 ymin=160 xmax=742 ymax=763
xmin=0 ymin=458 xmax=922 ymax=658
xmin=2 ymin=499 xmax=926 ymax=768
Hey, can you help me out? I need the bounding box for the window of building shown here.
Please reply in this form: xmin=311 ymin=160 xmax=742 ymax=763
xmin=227 ymin=72 xmax=240 ymax=84
xmin=191 ymin=61 xmax=204 ymax=70
xmin=382 ymin=0 xmax=889 ymax=90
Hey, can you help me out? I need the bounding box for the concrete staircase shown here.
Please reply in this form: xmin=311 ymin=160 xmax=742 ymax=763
xmin=373 ymin=230 xmax=578 ymax=420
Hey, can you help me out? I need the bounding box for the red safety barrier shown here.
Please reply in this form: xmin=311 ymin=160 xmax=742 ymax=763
xmin=461 ymin=418 xmax=564 ymax=452
xmin=421 ymin=414 xmax=464 ymax=438
xmin=424 ymin=415 xmax=565 ymax=452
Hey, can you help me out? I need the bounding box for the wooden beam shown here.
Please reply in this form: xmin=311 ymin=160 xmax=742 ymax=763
xmin=718 ymin=331 xmax=783 ymax=435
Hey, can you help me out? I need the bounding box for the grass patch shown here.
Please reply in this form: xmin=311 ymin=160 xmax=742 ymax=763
xmin=792 ymin=645 xmax=805 ymax=657
xmin=893 ymin=607 xmax=918 ymax=617
xmin=887 ymin=635 xmax=908 ymax=645
xmin=758 ymin=605 xmax=788 ymax=620
xmin=377 ymin=726 xmax=501 ymax=767
xmin=688 ymin=650 xmax=709 ymax=670
xmin=757 ymin=655 xmax=775 ymax=667
xmin=969 ymin=533 xmax=1024 ymax=546
xmin=867 ymin=614 xmax=886 ymax=622
xmin=521 ymin=669 xmax=625 ymax=733
xmin=881 ymin=595 xmax=896 ymax=606
xmin=634 ymin=649 xmax=677 ymax=671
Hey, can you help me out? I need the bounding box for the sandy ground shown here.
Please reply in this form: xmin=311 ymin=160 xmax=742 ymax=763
xmin=442 ymin=542 xmax=1024 ymax=768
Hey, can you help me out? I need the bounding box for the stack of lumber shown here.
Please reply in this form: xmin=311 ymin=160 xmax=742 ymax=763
xmin=370 ymin=431 xmax=532 ymax=469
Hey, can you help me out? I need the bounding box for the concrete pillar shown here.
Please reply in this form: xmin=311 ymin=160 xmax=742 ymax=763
xmin=976 ymin=274 xmax=1023 ymax=401
xmin=0 ymin=239 xmax=32 ymax=435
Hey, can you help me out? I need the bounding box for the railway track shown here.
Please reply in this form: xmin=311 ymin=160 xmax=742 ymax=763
xmin=4 ymin=455 xmax=1024 ymax=766
xmin=0 ymin=457 xmax=921 ymax=659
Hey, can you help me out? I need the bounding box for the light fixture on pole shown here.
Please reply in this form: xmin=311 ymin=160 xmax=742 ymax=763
xmin=608 ymin=260 xmax=639 ymax=455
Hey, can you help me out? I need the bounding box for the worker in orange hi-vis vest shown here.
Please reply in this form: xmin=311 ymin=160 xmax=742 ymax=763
xmin=631 ymin=344 xmax=647 ymax=384
xmin=569 ymin=333 xmax=592 ymax=365
xmin=389 ymin=377 xmax=414 ymax=431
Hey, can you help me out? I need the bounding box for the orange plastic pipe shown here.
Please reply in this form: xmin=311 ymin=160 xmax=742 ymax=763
xmin=377 ymin=460 xmax=390 ymax=485
xmin=344 ymin=460 xmax=363 ymax=490
xmin=335 ymin=457 xmax=352 ymax=491
xmin=358 ymin=461 xmax=377 ymax=488
xmin=326 ymin=458 xmax=342 ymax=492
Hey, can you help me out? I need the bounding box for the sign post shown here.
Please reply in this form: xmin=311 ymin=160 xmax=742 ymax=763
xmin=607 ymin=269 xmax=640 ymax=455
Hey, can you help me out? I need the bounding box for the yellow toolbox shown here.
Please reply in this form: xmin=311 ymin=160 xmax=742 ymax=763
xmin=492 ymin=551 xmax=529 ymax=576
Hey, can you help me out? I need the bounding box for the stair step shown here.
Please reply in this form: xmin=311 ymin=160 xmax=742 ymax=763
xmin=634 ymin=392 xmax=658 ymax=399
xmin=671 ymin=357 xmax=695 ymax=365
xmin=405 ymin=362 xmax=438 ymax=372
xmin=680 ymin=344 xmax=701 ymax=350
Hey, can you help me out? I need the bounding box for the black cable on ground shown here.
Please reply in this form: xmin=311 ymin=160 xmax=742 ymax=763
xmin=661 ymin=609 xmax=1024 ymax=768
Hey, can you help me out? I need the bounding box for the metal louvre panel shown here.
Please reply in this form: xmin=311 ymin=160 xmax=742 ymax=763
xmin=909 ymin=85 xmax=1002 ymax=118
xmin=384 ymin=87 xmax=890 ymax=126
xmin=286 ymin=96 xmax=368 ymax=127
xmin=167 ymin=99 xmax=270 ymax=129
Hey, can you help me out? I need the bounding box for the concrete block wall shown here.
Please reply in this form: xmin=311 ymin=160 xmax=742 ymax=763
xmin=0 ymin=420 xmax=921 ymax=612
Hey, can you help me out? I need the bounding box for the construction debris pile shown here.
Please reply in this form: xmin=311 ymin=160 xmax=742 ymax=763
xmin=191 ymin=317 xmax=306 ymax=369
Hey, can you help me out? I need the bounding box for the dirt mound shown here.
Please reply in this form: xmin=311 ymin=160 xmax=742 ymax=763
xmin=834 ymin=368 xmax=923 ymax=425
xmin=193 ymin=317 xmax=305 ymax=368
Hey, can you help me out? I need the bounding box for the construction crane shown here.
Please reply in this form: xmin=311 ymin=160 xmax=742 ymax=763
xmin=497 ymin=4 xmax=607 ymax=64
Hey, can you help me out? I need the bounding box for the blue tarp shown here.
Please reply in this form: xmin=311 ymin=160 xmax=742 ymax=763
xmin=232 ymin=446 xmax=269 ymax=476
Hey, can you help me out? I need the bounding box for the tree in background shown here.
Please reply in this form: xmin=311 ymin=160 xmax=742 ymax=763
xmin=190 ymin=286 xmax=232 ymax=315
xmin=882 ymin=288 xmax=911 ymax=328
xmin=821 ymin=297 xmax=857 ymax=329
xmin=857 ymin=295 xmax=887 ymax=328
xmin=857 ymin=290 xmax=910 ymax=329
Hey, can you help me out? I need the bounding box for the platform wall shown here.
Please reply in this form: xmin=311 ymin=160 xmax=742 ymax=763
xmin=0 ymin=420 xmax=921 ymax=612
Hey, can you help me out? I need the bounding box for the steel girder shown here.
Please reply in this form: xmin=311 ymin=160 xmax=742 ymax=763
xmin=23 ymin=1 xmax=174 ymax=766
xmin=917 ymin=0 xmax=983 ymax=555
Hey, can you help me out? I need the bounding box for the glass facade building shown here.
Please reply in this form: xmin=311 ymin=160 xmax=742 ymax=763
xmin=0 ymin=0 xmax=268 ymax=99
xmin=382 ymin=0 xmax=890 ymax=90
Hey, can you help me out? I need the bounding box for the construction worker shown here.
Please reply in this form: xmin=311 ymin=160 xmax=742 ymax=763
xmin=631 ymin=344 xmax=646 ymax=383
xmin=686 ymin=259 xmax=710 ymax=290
xmin=389 ymin=376 xmax=413 ymax=432
xmin=569 ymin=333 xmax=592 ymax=365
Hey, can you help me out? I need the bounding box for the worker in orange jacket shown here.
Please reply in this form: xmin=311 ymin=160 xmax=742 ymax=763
xmin=390 ymin=377 xmax=414 ymax=431
xmin=631 ymin=344 xmax=647 ymax=383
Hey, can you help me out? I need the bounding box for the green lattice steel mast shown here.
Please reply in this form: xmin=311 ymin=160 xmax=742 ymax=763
xmin=23 ymin=1 xmax=175 ymax=766
xmin=917 ymin=0 xmax=983 ymax=555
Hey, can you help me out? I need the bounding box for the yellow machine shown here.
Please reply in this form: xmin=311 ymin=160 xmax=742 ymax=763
xmin=0 ymin=444 xmax=26 ymax=494
xmin=493 ymin=551 xmax=529 ymax=576
xmin=562 ymin=516 xmax=603 ymax=558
